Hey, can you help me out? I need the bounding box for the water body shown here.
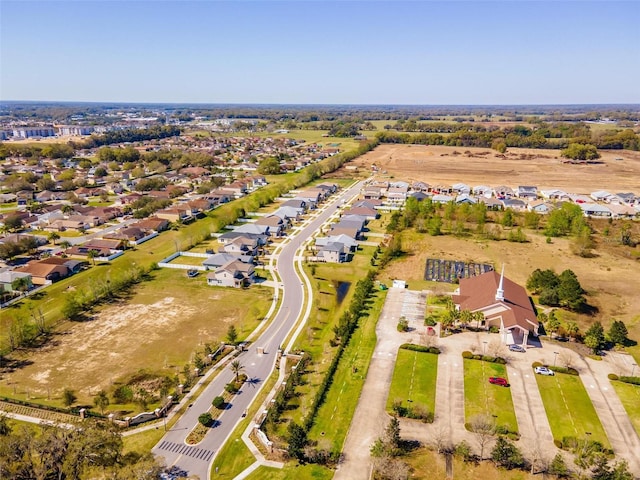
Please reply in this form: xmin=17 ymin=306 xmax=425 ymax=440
xmin=335 ymin=281 xmax=351 ymax=305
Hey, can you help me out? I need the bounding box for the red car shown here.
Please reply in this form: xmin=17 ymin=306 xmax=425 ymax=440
xmin=489 ymin=377 xmax=509 ymax=387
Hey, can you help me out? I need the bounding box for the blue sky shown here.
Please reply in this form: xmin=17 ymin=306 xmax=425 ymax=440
xmin=1 ymin=1 xmax=638 ymax=104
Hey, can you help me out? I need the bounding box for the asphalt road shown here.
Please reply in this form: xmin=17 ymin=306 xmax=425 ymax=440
xmin=152 ymin=180 xmax=364 ymax=480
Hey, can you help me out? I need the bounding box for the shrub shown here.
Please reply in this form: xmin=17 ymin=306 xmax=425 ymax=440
xmin=489 ymin=326 xmax=500 ymax=333
xmin=225 ymin=383 xmax=239 ymax=394
xmin=608 ymin=373 xmax=619 ymax=381
xmin=397 ymin=318 xmax=409 ymax=332
xmin=400 ymin=343 xmax=440 ymax=354
xmin=462 ymin=351 xmax=473 ymax=359
xmin=425 ymin=317 xmax=437 ymax=326
xmin=532 ymin=361 xmax=543 ymax=368
xmin=454 ymin=441 xmax=474 ymax=462
xmin=549 ymin=366 xmax=579 ymax=376
xmin=212 ymin=396 xmax=225 ymax=409
xmin=619 ymin=376 xmax=640 ymax=385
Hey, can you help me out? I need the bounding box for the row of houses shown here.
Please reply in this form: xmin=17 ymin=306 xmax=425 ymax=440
xmin=311 ymin=199 xmax=380 ymax=263
xmin=200 ymin=183 xmax=339 ymax=287
xmin=363 ymin=180 xmax=640 ymax=219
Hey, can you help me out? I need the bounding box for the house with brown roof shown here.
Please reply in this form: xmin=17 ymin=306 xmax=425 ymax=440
xmin=14 ymin=262 xmax=69 ymax=285
xmin=255 ymin=215 xmax=286 ymax=236
xmin=453 ymin=268 xmax=539 ymax=346
xmin=131 ymin=217 xmax=169 ymax=231
xmin=155 ymin=207 xmax=191 ymax=223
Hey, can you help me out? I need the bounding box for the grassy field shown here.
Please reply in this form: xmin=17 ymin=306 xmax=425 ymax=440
xmin=246 ymin=464 xmax=333 ymax=480
xmin=307 ymin=288 xmax=386 ymax=452
xmin=535 ymin=372 xmax=609 ymax=447
xmin=610 ymin=380 xmax=640 ymax=438
xmin=0 ymin=267 xmax=272 ymax=408
xmin=463 ymin=359 xmax=518 ymax=434
xmin=386 ymin=348 xmax=438 ymax=418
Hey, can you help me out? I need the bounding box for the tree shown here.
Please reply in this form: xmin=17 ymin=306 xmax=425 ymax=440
xmin=527 ymin=269 xmax=560 ymax=294
xmin=230 ymin=360 xmax=244 ymax=382
xmin=469 ymin=414 xmax=495 ymax=460
xmin=608 ymin=320 xmax=629 ymax=346
xmin=0 ymin=414 xmax=11 ymax=436
xmin=548 ymin=452 xmax=569 ymax=477
xmin=561 ymin=143 xmax=600 ymax=161
xmin=226 ymin=324 xmax=238 ymax=345
xmin=93 ymin=390 xmax=110 ymax=414
xmin=584 ymin=321 xmax=606 ymax=353
xmin=212 ymin=396 xmax=225 ymax=409
xmin=557 ymin=270 xmax=586 ymax=311
xmin=257 ymin=157 xmax=282 ymax=175
xmin=287 ymin=421 xmax=308 ymax=461
xmin=3 ymin=215 xmax=23 ymax=232
xmin=198 ymin=412 xmax=212 ymax=426
xmin=47 ymin=232 xmax=60 ymax=245
xmin=565 ymin=321 xmax=580 ymax=341
xmin=501 ymin=209 xmax=515 ymax=227
xmin=87 ymin=249 xmax=99 ymax=266
xmin=491 ymin=436 xmax=525 ymax=470
xmin=62 ymin=388 xmax=77 ymax=407
xmin=59 ymin=240 xmax=71 ymax=252
xmin=546 ymin=314 xmax=561 ymax=337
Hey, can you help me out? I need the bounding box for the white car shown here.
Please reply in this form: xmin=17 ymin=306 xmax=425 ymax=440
xmin=534 ymin=366 xmax=555 ymax=376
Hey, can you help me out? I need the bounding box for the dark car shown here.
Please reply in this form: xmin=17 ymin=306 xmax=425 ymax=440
xmin=489 ymin=376 xmax=509 ymax=387
xmin=509 ymin=344 xmax=526 ymax=353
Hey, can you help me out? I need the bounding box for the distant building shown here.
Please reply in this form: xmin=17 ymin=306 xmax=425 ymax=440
xmin=12 ymin=127 xmax=56 ymax=139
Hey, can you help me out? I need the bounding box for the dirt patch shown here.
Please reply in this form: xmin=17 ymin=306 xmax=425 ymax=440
xmin=353 ymin=144 xmax=640 ymax=192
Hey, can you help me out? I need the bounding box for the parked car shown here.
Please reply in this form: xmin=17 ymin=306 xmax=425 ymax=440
xmin=509 ymin=344 xmax=526 ymax=353
xmin=489 ymin=376 xmax=509 ymax=387
xmin=534 ymin=366 xmax=555 ymax=376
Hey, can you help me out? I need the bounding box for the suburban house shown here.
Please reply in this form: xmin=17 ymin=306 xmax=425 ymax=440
xmin=14 ymin=262 xmax=70 ymax=285
xmin=234 ymin=223 xmax=270 ymax=237
xmin=540 ymin=189 xmax=569 ymax=201
xmin=431 ymin=194 xmax=454 ymax=204
xmin=156 ymin=207 xmax=192 ymax=223
xmin=455 ymin=194 xmax=477 ymax=204
xmin=386 ymin=185 xmax=408 ymax=204
xmin=218 ymin=231 xmax=268 ymax=246
xmin=203 ymin=253 xmax=252 ymax=269
xmin=493 ymin=186 xmax=514 ymax=199
xmin=453 ymin=268 xmax=539 ymax=346
xmin=207 ymin=259 xmax=255 ymax=288
xmin=516 ymin=186 xmax=538 ymax=199
xmin=219 ymin=236 xmax=259 ymax=256
xmin=472 ymin=185 xmax=493 ymax=198
xmin=281 ymin=199 xmax=308 ymax=212
xmin=408 ymin=191 xmax=430 ymax=202
xmin=38 ymin=257 xmax=87 ymax=274
xmin=0 ymin=270 xmax=33 ymax=292
xmin=272 ymin=206 xmax=302 ymax=222
xmin=131 ymin=217 xmax=169 ymax=232
xmin=501 ymin=198 xmax=527 ymax=211
xmin=527 ymin=200 xmax=553 ymax=214
xmin=255 ymin=215 xmax=286 ymax=236
xmin=363 ymin=185 xmax=383 ymax=200
xmin=452 ymin=183 xmax=471 ymax=195
xmin=580 ymin=203 xmax=612 ymax=218
xmin=316 ymin=242 xmax=347 ymax=263
xmin=315 ymin=234 xmax=358 ymax=252
xmin=345 ymin=204 xmax=379 ymax=220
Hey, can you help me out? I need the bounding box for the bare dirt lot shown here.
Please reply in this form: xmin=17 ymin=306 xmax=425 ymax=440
xmin=0 ymin=268 xmax=272 ymax=405
xmin=353 ymin=145 xmax=640 ymax=192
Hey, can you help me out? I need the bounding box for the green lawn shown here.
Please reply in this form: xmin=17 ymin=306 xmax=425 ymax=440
xmin=246 ymin=464 xmax=333 ymax=480
xmin=611 ymin=380 xmax=640 ymax=438
xmin=535 ymin=372 xmax=609 ymax=447
xmin=307 ymin=289 xmax=386 ymax=452
xmin=386 ymin=348 xmax=438 ymax=418
xmin=463 ymin=359 xmax=518 ymax=434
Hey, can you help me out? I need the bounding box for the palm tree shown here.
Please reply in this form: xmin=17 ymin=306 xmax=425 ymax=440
xmin=59 ymin=240 xmax=71 ymax=253
xmin=565 ymin=321 xmax=580 ymax=342
xmin=230 ymin=360 xmax=244 ymax=382
xmin=62 ymin=204 xmax=75 ymax=215
xmin=87 ymin=249 xmax=99 ymax=266
xmin=47 ymin=232 xmax=60 ymax=245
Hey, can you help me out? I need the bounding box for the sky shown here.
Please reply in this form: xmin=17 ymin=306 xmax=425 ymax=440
xmin=1 ymin=1 xmax=639 ymax=105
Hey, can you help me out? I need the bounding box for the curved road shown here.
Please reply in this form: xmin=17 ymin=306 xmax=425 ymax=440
xmin=152 ymin=180 xmax=364 ymax=479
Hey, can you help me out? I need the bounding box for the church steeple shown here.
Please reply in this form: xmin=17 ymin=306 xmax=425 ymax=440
xmin=495 ymin=265 xmax=505 ymax=301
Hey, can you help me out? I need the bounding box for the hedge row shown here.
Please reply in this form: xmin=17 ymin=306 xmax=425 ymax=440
xmin=400 ymin=343 xmax=440 ymax=354
xmin=0 ymin=395 xmax=106 ymax=418
xmin=263 ymin=354 xmax=310 ymax=433
xmin=461 ymin=351 xmax=507 ymax=364
xmin=608 ymin=374 xmax=640 ymax=385
xmin=549 ymin=365 xmax=579 ymax=376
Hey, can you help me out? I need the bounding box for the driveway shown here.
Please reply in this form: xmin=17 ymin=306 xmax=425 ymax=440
xmin=335 ymin=287 xmax=423 ymax=480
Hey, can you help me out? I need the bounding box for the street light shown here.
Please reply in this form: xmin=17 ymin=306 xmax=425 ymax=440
xmin=553 ymin=351 xmax=559 ymax=367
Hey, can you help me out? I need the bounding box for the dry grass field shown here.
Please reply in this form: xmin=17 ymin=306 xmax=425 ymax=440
xmin=353 ymin=144 xmax=640 ymax=192
xmin=0 ymin=268 xmax=272 ymax=406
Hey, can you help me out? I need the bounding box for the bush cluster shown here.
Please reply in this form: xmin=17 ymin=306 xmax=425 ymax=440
xmin=263 ymin=354 xmax=310 ymax=433
xmin=400 ymin=344 xmax=440 ymax=354
xmin=619 ymin=376 xmax=640 ymax=386
xmin=391 ymin=400 xmax=434 ymax=423
xmin=461 ymin=351 xmax=506 ymax=364
xmin=549 ymin=365 xmax=579 ymax=376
